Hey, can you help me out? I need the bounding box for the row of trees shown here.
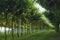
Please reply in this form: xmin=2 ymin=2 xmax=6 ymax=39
xmin=1 ymin=0 xmax=60 ymax=40
xmin=0 ymin=0 xmax=60 ymax=40
xmin=0 ymin=0 xmax=50 ymax=31
xmin=0 ymin=0 xmax=51 ymax=40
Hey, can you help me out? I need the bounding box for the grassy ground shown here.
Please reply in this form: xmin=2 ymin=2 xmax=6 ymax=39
xmin=27 ymin=30 xmax=60 ymax=40
xmin=0 ymin=30 xmax=60 ymax=40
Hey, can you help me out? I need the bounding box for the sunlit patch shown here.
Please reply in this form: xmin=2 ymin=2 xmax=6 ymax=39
xmin=34 ymin=3 xmax=46 ymax=13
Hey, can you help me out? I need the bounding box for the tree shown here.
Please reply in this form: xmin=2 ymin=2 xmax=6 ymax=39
xmin=37 ymin=0 xmax=60 ymax=32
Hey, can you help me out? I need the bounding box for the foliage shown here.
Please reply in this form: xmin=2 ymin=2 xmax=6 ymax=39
xmin=0 ymin=0 xmax=51 ymax=30
xmin=37 ymin=0 xmax=60 ymax=32
xmin=0 ymin=0 xmax=34 ymax=27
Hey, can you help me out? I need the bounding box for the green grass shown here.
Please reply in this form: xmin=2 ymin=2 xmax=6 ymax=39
xmin=0 ymin=30 xmax=60 ymax=40
xmin=27 ymin=30 xmax=60 ymax=40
